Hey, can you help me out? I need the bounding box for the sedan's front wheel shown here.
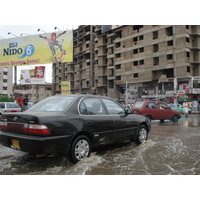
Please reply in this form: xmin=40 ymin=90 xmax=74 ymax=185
xmin=136 ymin=125 xmax=148 ymax=144
xmin=70 ymin=135 xmax=91 ymax=164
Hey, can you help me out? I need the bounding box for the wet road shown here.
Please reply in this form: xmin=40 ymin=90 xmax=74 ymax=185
xmin=0 ymin=114 xmax=200 ymax=175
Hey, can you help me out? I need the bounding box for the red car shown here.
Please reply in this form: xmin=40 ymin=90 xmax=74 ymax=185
xmin=131 ymin=101 xmax=181 ymax=123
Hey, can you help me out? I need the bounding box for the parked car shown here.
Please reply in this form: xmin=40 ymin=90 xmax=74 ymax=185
xmin=168 ymin=103 xmax=192 ymax=114
xmin=131 ymin=101 xmax=181 ymax=123
xmin=0 ymin=95 xmax=151 ymax=163
xmin=0 ymin=102 xmax=22 ymax=115
xmin=27 ymin=101 xmax=34 ymax=109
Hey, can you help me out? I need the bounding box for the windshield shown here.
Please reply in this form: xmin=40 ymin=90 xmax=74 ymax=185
xmin=26 ymin=96 xmax=75 ymax=112
xmin=6 ymin=102 xmax=20 ymax=108
xmin=132 ymin=102 xmax=144 ymax=108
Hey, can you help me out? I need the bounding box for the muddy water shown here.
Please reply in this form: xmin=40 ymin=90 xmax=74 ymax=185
xmin=0 ymin=114 xmax=200 ymax=175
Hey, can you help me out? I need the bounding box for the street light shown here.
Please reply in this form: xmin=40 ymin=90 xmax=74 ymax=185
xmin=8 ymin=32 xmax=18 ymax=37
xmin=37 ymin=29 xmax=46 ymax=33
xmin=54 ymin=26 xmax=61 ymax=31
xmin=20 ymin=33 xmax=31 ymax=36
xmin=71 ymin=71 xmax=81 ymax=94
xmin=0 ymin=36 xmax=5 ymax=39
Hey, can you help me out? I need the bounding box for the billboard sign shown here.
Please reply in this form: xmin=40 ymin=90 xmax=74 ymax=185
xmin=20 ymin=66 xmax=45 ymax=85
xmin=0 ymin=30 xmax=73 ymax=68
xmin=61 ymin=81 xmax=70 ymax=94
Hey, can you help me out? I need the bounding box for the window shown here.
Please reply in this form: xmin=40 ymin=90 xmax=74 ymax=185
xmin=167 ymin=54 xmax=173 ymax=60
xmin=133 ymin=61 xmax=138 ymax=66
xmin=133 ymin=49 xmax=138 ymax=54
xmin=166 ymin=26 xmax=173 ymax=36
xmin=133 ymin=25 xmax=143 ymax=32
xmin=79 ymin=98 xmax=106 ymax=115
xmin=153 ymin=31 xmax=158 ymax=39
xmin=133 ymin=73 xmax=138 ymax=78
xmin=153 ymin=57 xmax=159 ymax=65
xmin=115 ymin=64 xmax=121 ymax=69
xmin=0 ymin=103 xmax=5 ymax=108
xmin=153 ymin=44 xmax=158 ymax=52
xmin=186 ymin=37 xmax=190 ymax=43
xmin=139 ymin=35 xmax=144 ymax=40
xmin=186 ymin=52 xmax=190 ymax=58
xmin=139 ymin=47 xmax=144 ymax=53
xmin=139 ymin=60 xmax=144 ymax=65
xmin=115 ymin=53 xmax=121 ymax=58
xmin=167 ymin=40 xmax=173 ymax=46
xmin=116 ymin=76 xmax=121 ymax=80
xmin=102 ymin=98 xmax=125 ymax=115
xmin=115 ymin=42 xmax=121 ymax=48
xmin=133 ymin=37 xmax=138 ymax=42
xmin=187 ymin=66 xmax=190 ymax=73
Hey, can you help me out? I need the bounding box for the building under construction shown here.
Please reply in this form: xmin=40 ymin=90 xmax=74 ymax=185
xmin=53 ymin=25 xmax=200 ymax=104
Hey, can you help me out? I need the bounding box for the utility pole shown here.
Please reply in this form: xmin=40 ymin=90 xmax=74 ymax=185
xmin=125 ymin=82 xmax=128 ymax=108
xmin=14 ymin=66 xmax=17 ymax=100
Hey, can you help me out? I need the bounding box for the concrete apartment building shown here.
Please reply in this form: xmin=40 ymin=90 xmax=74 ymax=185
xmin=53 ymin=25 xmax=200 ymax=103
xmin=0 ymin=67 xmax=13 ymax=96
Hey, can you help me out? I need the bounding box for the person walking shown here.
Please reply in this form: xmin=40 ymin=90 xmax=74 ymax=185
xmin=17 ymin=94 xmax=23 ymax=111
xmin=23 ymin=95 xmax=29 ymax=111
xmin=183 ymin=100 xmax=189 ymax=117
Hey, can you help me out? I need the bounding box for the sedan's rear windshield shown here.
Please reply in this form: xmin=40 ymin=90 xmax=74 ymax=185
xmin=132 ymin=102 xmax=144 ymax=108
xmin=26 ymin=96 xmax=75 ymax=112
xmin=6 ymin=103 xmax=20 ymax=108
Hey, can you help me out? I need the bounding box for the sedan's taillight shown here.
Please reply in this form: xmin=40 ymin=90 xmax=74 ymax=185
xmin=0 ymin=121 xmax=50 ymax=135
xmin=0 ymin=121 xmax=7 ymax=130
xmin=28 ymin=124 xmax=50 ymax=134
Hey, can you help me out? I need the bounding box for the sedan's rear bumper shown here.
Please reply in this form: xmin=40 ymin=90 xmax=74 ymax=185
xmin=0 ymin=131 xmax=72 ymax=155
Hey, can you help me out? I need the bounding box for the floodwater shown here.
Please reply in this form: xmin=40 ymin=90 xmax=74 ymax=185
xmin=0 ymin=114 xmax=200 ymax=175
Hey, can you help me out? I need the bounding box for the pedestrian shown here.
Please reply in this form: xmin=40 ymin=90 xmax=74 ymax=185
xmin=183 ymin=100 xmax=189 ymax=117
xmin=17 ymin=94 xmax=23 ymax=111
xmin=23 ymin=95 xmax=29 ymax=111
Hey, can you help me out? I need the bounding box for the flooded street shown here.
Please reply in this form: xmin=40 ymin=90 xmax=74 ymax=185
xmin=0 ymin=114 xmax=200 ymax=175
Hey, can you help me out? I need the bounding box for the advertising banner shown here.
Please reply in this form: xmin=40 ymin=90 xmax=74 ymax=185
xmin=0 ymin=30 xmax=73 ymax=68
xmin=61 ymin=81 xmax=70 ymax=94
xmin=20 ymin=66 xmax=45 ymax=85
xmin=14 ymin=89 xmax=33 ymax=94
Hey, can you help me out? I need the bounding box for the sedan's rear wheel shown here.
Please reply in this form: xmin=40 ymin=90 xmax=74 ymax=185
xmin=70 ymin=135 xmax=91 ymax=164
xmin=136 ymin=125 xmax=148 ymax=144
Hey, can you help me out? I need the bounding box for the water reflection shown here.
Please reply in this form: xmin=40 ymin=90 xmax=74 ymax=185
xmin=179 ymin=115 xmax=200 ymax=127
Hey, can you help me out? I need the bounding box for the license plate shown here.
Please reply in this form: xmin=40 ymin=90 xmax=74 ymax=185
xmin=11 ymin=139 xmax=20 ymax=149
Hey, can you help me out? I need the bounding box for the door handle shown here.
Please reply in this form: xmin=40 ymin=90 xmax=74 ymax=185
xmin=86 ymin=121 xmax=93 ymax=125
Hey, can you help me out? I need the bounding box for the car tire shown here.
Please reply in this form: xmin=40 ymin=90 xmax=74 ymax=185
xmin=136 ymin=125 xmax=148 ymax=144
xmin=70 ymin=135 xmax=91 ymax=164
xmin=172 ymin=115 xmax=179 ymax=123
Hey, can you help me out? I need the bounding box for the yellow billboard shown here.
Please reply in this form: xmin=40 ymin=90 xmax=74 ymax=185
xmin=0 ymin=30 xmax=73 ymax=68
xmin=61 ymin=81 xmax=71 ymax=94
